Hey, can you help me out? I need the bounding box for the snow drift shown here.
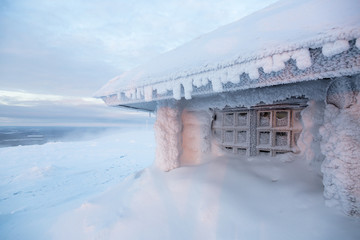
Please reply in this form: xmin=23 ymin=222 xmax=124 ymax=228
xmin=51 ymin=155 xmax=360 ymax=240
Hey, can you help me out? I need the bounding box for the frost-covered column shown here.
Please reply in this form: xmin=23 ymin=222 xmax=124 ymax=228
xmin=297 ymin=100 xmax=325 ymax=173
xmin=180 ymin=110 xmax=212 ymax=165
xmin=320 ymin=77 xmax=360 ymax=216
xmin=154 ymin=102 xmax=182 ymax=171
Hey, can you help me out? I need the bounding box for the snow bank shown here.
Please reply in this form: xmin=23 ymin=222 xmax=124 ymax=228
xmin=51 ymin=156 xmax=360 ymax=240
xmin=320 ymin=77 xmax=360 ymax=216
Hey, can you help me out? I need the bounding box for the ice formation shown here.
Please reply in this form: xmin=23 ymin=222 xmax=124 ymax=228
xmin=326 ymin=77 xmax=357 ymax=109
xmin=297 ymin=100 xmax=325 ymax=173
xmin=320 ymin=77 xmax=360 ymax=216
xmin=322 ymin=40 xmax=350 ymax=58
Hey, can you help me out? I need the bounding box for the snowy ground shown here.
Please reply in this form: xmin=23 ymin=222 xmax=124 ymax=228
xmin=51 ymin=154 xmax=360 ymax=240
xmin=0 ymin=126 xmax=154 ymax=240
xmin=1 ymin=126 xmax=359 ymax=239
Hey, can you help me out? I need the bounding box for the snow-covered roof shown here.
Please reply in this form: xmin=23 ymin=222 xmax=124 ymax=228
xmin=96 ymin=0 xmax=360 ymax=110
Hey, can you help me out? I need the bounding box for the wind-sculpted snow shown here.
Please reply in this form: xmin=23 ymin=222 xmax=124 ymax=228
xmin=51 ymin=155 xmax=360 ymax=240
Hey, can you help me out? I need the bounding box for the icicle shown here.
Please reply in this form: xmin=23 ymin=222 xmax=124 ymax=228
xmin=221 ymin=69 xmax=230 ymax=84
xmin=125 ymin=90 xmax=131 ymax=99
xmin=227 ymin=67 xmax=240 ymax=84
xmin=136 ymin=88 xmax=141 ymax=99
xmin=272 ymin=52 xmax=290 ymax=72
xmin=246 ymin=62 xmax=260 ymax=80
xmin=201 ymin=77 xmax=209 ymax=86
xmin=322 ymin=40 xmax=350 ymax=57
xmin=117 ymin=92 xmax=121 ymax=100
xmin=144 ymin=86 xmax=153 ymax=102
xmin=182 ymin=78 xmax=193 ymax=100
xmin=193 ymin=76 xmax=202 ymax=88
xmin=259 ymin=56 xmax=273 ymax=74
xmin=356 ymin=38 xmax=360 ymax=50
xmin=155 ymin=83 xmax=166 ymax=95
xmin=211 ymin=76 xmax=223 ymax=92
xmin=291 ymin=48 xmax=311 ymax=70
xmin=139 ymin=88 xmax=144 ymax=99
xmin=127 ymin=88 xmax=136 ymax=100
xmin=173 ymin=81 xmax=182 ymax=100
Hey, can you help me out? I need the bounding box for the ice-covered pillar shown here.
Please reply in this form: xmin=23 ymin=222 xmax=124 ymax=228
xmin=320 ymin=77 xmax=360 ymax=217
xmin=154 ymin=102 xmax=182 ymax=171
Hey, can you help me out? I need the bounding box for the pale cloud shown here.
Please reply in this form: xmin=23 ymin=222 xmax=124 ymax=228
xmin=0 ymin=0 xmax=277 ymax=97
xmin=0 ymin=90 xmax=150 ymax=126
xmin=0 ymin=90 xmax=102 ymax=107
xmin=0 ymin=0 xmax=277 ymax=125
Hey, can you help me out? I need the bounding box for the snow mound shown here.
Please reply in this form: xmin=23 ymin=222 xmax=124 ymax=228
xmin=51 ymin=155 xmax=360 ymax=240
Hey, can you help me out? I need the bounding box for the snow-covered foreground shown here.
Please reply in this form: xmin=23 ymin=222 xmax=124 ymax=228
xmin=0 ymin=127 xmax=154 ymax=240
xmin=1 ymin=126 xmax=359 ymax=239
xmin=53 ymin=155 xmax=359 ymax=240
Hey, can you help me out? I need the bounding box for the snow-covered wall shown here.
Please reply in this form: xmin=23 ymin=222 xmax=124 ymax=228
xmin=154 ymin=104 xmax=213 ymax=171
xmin=152 ymin=73 xmax=360 ymax=218
xmin=320 ymin=76 xmax=360 ymax=217
xmin=153 ymin=79 xmax=330 ymax=169
xmin=180 ymin=110 xmax=212 ymax=166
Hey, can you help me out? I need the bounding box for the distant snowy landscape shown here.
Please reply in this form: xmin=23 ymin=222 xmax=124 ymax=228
xmin=0 ymin=125 xmax=154 ymax=239
xmin=1 ymin=124 xmax=359 ymax=239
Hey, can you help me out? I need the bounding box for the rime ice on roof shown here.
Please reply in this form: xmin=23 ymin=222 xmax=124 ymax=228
xmin=95 ymin=0 xmax=360 ymax=107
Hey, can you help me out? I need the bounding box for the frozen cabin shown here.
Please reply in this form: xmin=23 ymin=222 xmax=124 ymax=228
xmin=95 ymin=0 xmax=360 ymax=216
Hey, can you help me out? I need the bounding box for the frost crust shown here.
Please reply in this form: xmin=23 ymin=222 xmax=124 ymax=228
xmin=154 ymin=103 xmax=182 ymax=171
xmin=322 ymin=40 xmax=350 ymax=57
xmin=320 ymin=77 xmax=360 ymax=216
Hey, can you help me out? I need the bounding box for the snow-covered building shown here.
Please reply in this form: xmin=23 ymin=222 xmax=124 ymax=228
xmin=95 ymin=0 xmax=360 ymax=216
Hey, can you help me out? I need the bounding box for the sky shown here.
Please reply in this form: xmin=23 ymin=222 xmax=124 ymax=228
xmin=0 ymin=0 xmax=277 ymax=126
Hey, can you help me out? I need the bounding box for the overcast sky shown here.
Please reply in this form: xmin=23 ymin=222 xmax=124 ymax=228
xmin=0 ymin=0 xmax=277 ymax=126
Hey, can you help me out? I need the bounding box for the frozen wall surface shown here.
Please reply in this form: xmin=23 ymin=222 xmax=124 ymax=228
xmin=155 ymin=105 xmax=213 ymax=170
xmin=320 ymin=76 xmax=360 ymax=217
xmin=180 ymin=110 xmax=212 ymax=166
xmin=297 ymin=100 xmax=325 ymax=174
